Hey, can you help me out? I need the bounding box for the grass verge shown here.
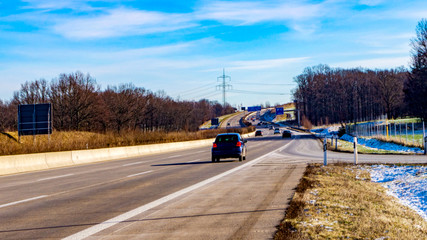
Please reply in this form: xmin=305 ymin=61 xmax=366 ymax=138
xmin=0 ymin=126 xmax=255 ymax=156
xmin=274 ymin=164 xmax=427 ymax=239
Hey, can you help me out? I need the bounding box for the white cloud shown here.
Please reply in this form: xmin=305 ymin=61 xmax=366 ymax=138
xmin=229 ymin=57 xmax=309 ymax=70
xmin=332 ymin=56 xmax=410 ymax=69
xmin=52 ymin=8 xmax=196 ymax=39
xmin=195 ymin=1 xmax=322 ymax=25
xmin=8 ymin=41 xmax=199 ymax=62
xmin=358 ymin=0 xmax=385 ymax=7
xmin=21 ymin=0 xmax=95 ymax=11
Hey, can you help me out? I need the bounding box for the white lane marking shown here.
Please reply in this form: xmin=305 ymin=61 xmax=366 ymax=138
xmin=193 ymin=150 xmax=205 ymax=154
xmin=37 ymin=174 xmax=74 ymax=182
xmin=123 ymin=161 xmax=144 ymax=167
xmin=166 ymin=155 xmax=182 ymax=159
xmin=0 ymin=195 xmax=48 ymax=209
xmin=63 ymin=142 xmax=292 ymax=240
xmin=187 ymin=159 xmax=201 ymax=163
xmin=127 ymin=170 xmax=153 ymax=178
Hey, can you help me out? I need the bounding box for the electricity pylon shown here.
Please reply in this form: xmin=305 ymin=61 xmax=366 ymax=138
xmin=217 ymin=69 xmax=232 ymax=107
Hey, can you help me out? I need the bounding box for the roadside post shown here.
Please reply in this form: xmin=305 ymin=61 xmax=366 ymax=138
xmin=354 ymin=137 xmax=358 ymax=165
xmin=335 ymin=135 xmax=338 ymax=150
xmin=323 ymin=138 xmax=327 ymax=166
xmin=424 ymin=136 xmax=427 ymax=155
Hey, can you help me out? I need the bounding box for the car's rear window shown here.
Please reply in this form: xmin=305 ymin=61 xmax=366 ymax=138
xmin=215 ymin=135 xmax=238 ymax=143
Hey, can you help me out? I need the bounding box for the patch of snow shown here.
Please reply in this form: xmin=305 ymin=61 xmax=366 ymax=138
xmin=367 ymin=165 xmax=427 ymax=221
xmin=340 ymin=134 xmax=423 ymax=154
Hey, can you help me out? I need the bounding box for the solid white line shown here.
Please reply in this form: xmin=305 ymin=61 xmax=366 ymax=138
xmin=37 ymin=174 xmax=74 ymax=182
xmin=0 ymin=195 xmax=48 ymax=209
xmin=123 ymin=161 xmax=144 ymax=167
xmin=127 ymin=170 xmax=153 ymax=178
xmin=166 ymin=155 xmax=182 ymax=159
xmin=187 ymin=159 xmax=201 ymax=163
xmin=63 ymin=142 xmax=291 ymax=240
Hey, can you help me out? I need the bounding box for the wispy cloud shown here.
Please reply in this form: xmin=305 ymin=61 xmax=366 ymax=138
xmin=195 ymin=1 xmax=322 ymax=25
xmin=332 ymin=56 xmax=410 ymax=69
xmin=8 ymin=40 xmax=202 ymax=61
xmin=52 ymin=7 xmax=196 ymax=39
xmin=358 ymin=0 xmax=385 ymax=7
xmin=229 ymin=57 xmax=309 ymax=70
xmin=21 ymin=0 xmax=96 ymax=11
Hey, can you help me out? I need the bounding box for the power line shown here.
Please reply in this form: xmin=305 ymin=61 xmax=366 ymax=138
xmin=229 ymin=89 xmax=290 ymax=95
xmin=192 ymin=91 xmax=221 ymax=100
xmin=232 ymin=81 xmax=296 ymax=86
xmin=176 ymin=83 xmax=215 ymax=96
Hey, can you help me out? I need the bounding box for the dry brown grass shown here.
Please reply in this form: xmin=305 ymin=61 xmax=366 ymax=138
xmin=275 ymin=164 xmax=427 ymax=240
xmin=0 ymin=126 xmax=255 ymax=156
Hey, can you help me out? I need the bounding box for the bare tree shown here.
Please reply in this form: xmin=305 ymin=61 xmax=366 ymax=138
xmin=13 ymin=79 xmax=49 ymax=104
xmin=406 ymin=19 xmax=427 ymax=121
xmin=49 ymin=72 xmax=101 ymax=131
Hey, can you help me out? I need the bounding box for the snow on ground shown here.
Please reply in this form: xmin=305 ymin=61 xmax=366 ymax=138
xmin=367 ymin=165 xmax=427 ymax=221
xmin=340 ymin=134 xmax=423 ymax=154
xmin=311 ymin=126 xmax=423 ymax=153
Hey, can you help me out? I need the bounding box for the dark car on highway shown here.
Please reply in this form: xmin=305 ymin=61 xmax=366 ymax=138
xmin=212 ymin=133 xmax=247 ymax=162
xmin=282 ymin=130 xmax=292 ymax=138
xmin=255 ymin=130 xmax=263 ymax=136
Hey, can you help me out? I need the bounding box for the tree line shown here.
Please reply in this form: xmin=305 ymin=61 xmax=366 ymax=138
xmin=293 ymin=19 xmax=427 ymax=125
xmin=0 ymin=72 xmax=234 ymax=133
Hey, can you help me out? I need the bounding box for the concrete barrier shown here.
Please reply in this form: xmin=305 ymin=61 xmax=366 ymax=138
xmin=0 ymin=131 xmax=255 ymax=176
xmin=14 ymin=152 xmax=49 ymax=173
xmin=45 ymin=151 xmax=73 ymax=168
xmin=0 ymin=155 xmax=18 ymax=175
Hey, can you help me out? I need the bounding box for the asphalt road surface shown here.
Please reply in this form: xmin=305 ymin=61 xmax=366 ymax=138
xmin=0 ymin=129 xmax=425 ymax=239
xmin=221 ymin=112 xmax=246 ymax=129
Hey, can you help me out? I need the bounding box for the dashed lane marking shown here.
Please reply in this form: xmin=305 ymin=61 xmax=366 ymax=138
xmin=0 ymin=195 xmax=48 ymax=209
xmin=37 ymin=174 xmax=74 ymax=182
xmin=127 ymin=170 xmax=154 ymax=178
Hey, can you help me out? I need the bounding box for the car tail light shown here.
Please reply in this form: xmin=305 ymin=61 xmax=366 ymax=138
xmin=236 ymin=141 xmax=242 ymax=147
xmin=213 ymin=143 xmax=217 ymax=148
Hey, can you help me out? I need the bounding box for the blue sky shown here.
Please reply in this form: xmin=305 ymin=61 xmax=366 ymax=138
xmin=0 ymin=0 xmax=425 ymax=107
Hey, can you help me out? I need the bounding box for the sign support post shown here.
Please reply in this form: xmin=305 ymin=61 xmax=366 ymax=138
xmin=354 ymin=137 xmax=358 ymax=165
xmin=323 ymin=138 xmax=327 ymax=166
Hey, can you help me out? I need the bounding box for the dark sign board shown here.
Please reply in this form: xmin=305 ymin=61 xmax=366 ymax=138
xmin=211 ymin=118 xmax=219 ymax=126
xmin=247 ymin=106 xmax=261 ymax=112
xmin=276 ymin=107 xmax=284 ymax=115
xmin=18 ymin=103 xmax=52 ymax=136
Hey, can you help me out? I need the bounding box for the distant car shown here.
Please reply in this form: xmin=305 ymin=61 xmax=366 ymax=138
xmin=282 ymin=130 xmax=292 ymax=138
xmin=255 ymin=130 xmax=263 ymax=136
xmin=269 ymin=126 xmax=274 ymax=130
xmin=212 ymin=133 xmax=247 ymax=162
xmin=274 ymin=128 xmax=281 ymax=134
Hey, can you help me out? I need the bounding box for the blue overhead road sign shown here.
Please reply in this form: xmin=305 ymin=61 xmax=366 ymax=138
xmin=276 ymin=107 xmax=284 ymax=115
xmin=247 ymin=106 xmax=261 ymax=112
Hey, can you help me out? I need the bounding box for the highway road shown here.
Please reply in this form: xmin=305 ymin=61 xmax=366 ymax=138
xmin=0 ymin=128 xmax=425 ymax=239
xmin=220 ymin=112 xmax=246 ymax=129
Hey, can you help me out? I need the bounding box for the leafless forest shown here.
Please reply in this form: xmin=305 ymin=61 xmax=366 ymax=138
xmin=293 ymin=19 xmax=427 ymax=126
xmin=0 ymin=73 xmax=235 ymax=133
